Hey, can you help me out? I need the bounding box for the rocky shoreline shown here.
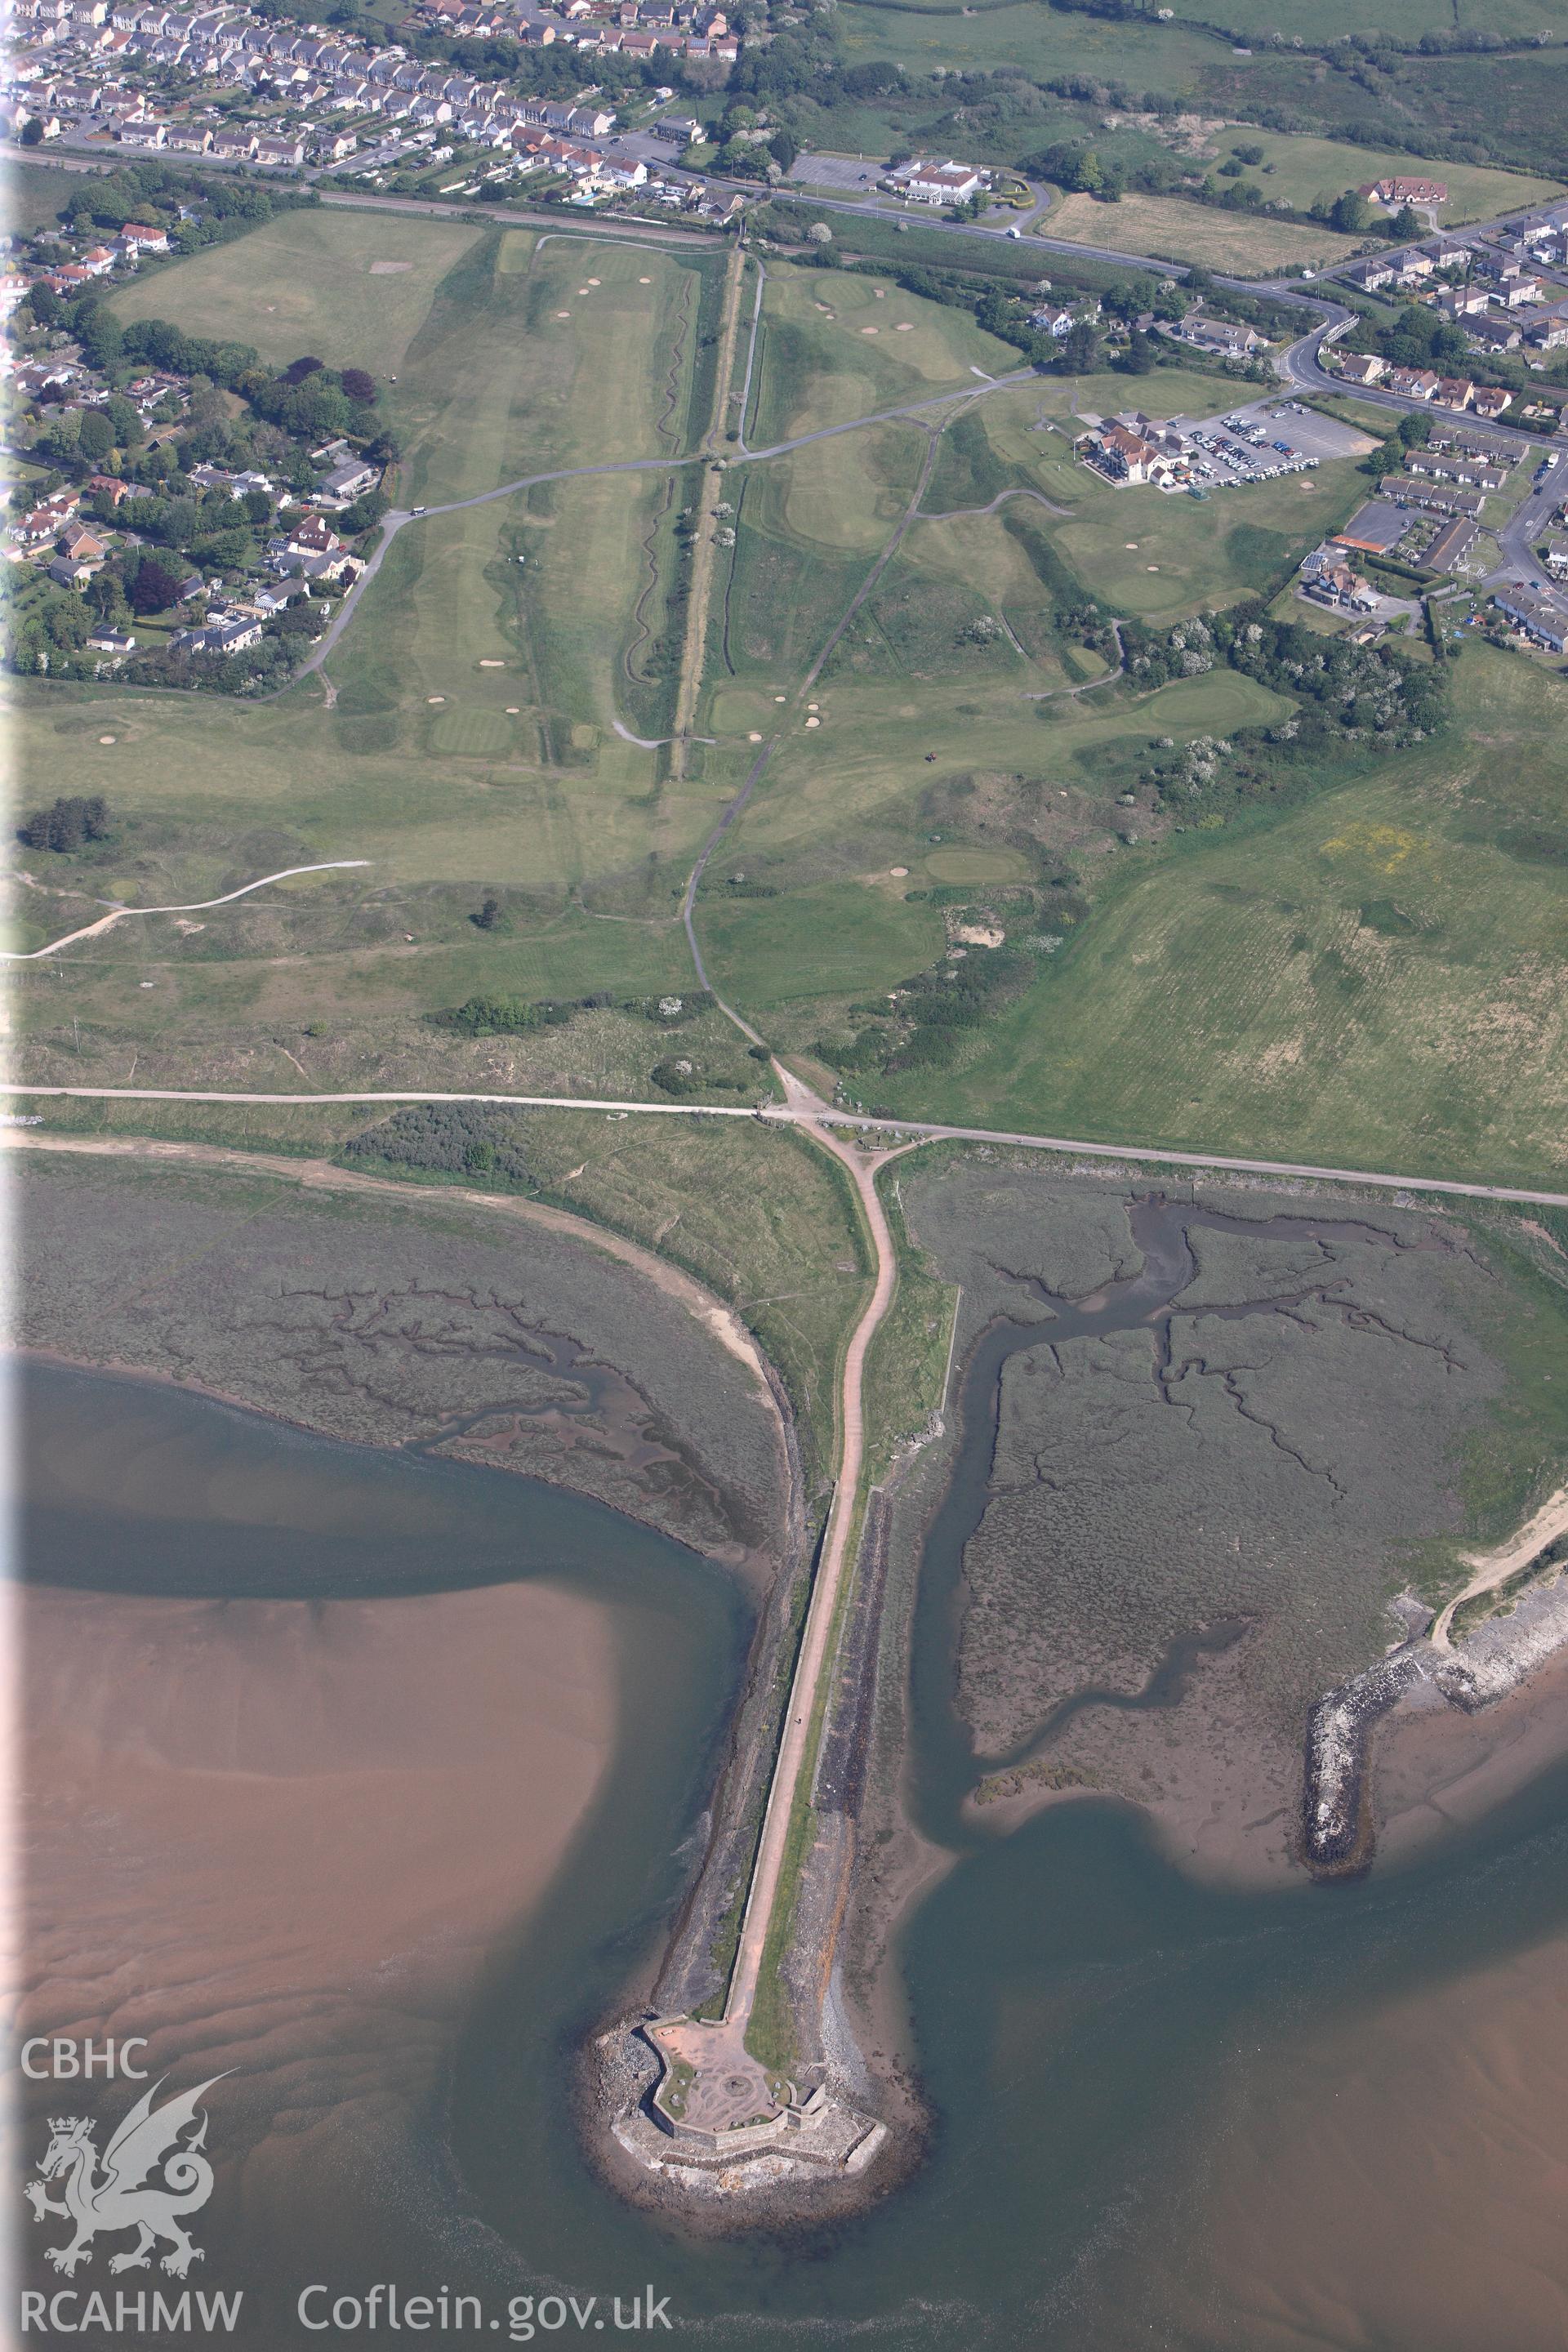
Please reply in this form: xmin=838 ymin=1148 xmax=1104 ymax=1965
xmin=1303 ymin=1564 xmax=1568 ymax=1877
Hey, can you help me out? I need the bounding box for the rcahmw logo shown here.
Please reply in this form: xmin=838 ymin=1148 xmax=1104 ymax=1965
xmin=20 ymin=2057 xmax=243 ymax=2335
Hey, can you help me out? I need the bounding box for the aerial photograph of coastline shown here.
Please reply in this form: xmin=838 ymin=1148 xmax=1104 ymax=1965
xmin=6 ymin=0 xmax=1568 ymax=2336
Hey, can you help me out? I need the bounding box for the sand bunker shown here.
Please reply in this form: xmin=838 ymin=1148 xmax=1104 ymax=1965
xmin=369 ymin=261 xmax=414 ymax=274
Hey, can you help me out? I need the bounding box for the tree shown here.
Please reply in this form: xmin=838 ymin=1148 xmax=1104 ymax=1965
xmin=76 ymin=410 xmax=114 ymax=465
xmin=1123 ymin=327 xmax=1156 ymax=372
xmin=283 ymin=354 xmax=325 ymax=385
xmin=20 ymin=116 xmax=45 ymax=146
xmin=806 ymin=220 xmax=832 ymax=245
xmin=154 ymin=497 xmax=198 ymax=553
xmin=36 ymin=412 xmax=82 ymax=470
xmin=85 ymin=570 xmax=130 ymax=630
xmin=340 ymin=367 xmax=376 ymax=404
xmin=1329 ymin=187 xmax=1371 ymax=234
xmin=128 ymin=555 xmax=183 ymax=614
xmin=1061 ymin=319 xmax=1100 ymax=372
xmin=472 ymin=893 xmax=501 ymax=929
xmin=74 ymin=305 xmax=124 ymax=372
xmin=28 ymin=282 xmax=60 ymax=329
xmin=18 ymin=795 xmax=111 ymax=852
xmin=243 ymin=487 xmax=273 ymax=527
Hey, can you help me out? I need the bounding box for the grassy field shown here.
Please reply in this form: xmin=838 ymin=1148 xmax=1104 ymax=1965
xmin=852 ymin=648 xmax=1568 ymax=1183
xmin=1043 ymin=189 xmax=1362 ymax=273
xmin=11 ymin=187 xmax=736 ymax=1088
xmin=24 ymin=203 xmax=1566 ymax=1196
xmin=1208 ymin=128 xmax=1564 ymax=224
xmin=3 ymin=156 xmax=92 ymax=233
xmin=693 ymin=664 xmax=1294 ymax=1009
xmin=110 ymin=208 xmax=483 ymax=381
xmin=1049 ymin=459 xmax=1362 ymax=625
xmin=514 ymin=1111 xmax=868 ymax=1481
xmin=834 ymin=0 xmax=1218 ymax=87
xmin=708 ymin=419 xmax=929 ymax=691
xmin=1183 ymin=0 xmax=1563 ymax=38
xmin=916 ymin=375 xmax=1370 ymax=621
xmin=838 ymin=0 xmax=1563 ymax=82
xmin=15 ymin=215 xmax=740 ymax=1082
xmin=746 ymin=259 xmax=1022 ymax=446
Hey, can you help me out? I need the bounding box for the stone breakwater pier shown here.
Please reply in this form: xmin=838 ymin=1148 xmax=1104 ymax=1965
xmin=1303 ymin=1557 xmax=1568 ymax=1873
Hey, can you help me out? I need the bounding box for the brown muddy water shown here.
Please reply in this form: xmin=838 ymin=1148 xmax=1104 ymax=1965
xmin=18 ymin=1352 xmax=1568 ymax=2350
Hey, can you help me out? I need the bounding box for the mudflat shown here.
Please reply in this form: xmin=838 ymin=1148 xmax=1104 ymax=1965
xmin=1109 ymin=1927 xmax=1568 ymax=2350
xmin=19 ymin=1574 xmax=615 ymax=2286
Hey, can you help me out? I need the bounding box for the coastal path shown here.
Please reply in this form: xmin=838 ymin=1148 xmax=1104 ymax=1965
xmin=719 ymin=1071 xmax=911 ymax=2034
xmin=6 ymin=1084 xmax=1568 ymax=1211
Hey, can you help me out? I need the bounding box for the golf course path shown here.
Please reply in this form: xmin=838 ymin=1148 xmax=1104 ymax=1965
xmin=2 ymin=862 xmax=372 ymax=962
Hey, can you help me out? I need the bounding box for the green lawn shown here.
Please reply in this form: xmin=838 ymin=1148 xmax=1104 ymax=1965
xmin=23 ymin=204 xmax=1567 ymax=1193
xmin=701 ymin=878 xmax=947 ymax=1008
xmin=1184 ymin=0 xmax=1561 ymax=39
xmin=109 ymin=214 xmax=722 ymax=500
xmin=1049 ymin=461 xmax=1365 ymax=626
xmin=696 ymin=667 xmax=1292 ymax=894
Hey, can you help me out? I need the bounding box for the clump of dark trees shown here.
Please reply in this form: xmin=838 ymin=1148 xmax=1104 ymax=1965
xmin=18 ymin=795 xmax=113 ymax=853
xmin=341 ymin=1102 xmax=530 ymax=1183
xmin=442 ymin=988 xmax=717 ymax=1037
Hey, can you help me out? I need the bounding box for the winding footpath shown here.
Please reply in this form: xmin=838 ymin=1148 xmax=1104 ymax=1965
xmin=0 ymin=862 xmax=370 ymax=961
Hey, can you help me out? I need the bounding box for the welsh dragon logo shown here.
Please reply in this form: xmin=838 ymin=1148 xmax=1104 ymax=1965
xmin=24 ymin=2076 xmax=228 ymax=2278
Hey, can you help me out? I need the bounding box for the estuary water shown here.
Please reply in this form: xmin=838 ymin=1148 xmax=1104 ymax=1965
xmin=20 ymin=1356 xmax=1568 ymax=2350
